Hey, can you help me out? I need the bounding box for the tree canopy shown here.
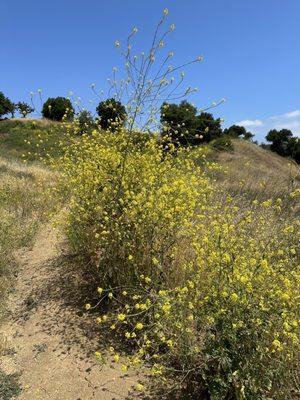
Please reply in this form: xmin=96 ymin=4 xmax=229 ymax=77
xmin=160 ymin=101 xmax=222 ymax=146
xmin=17 ymin=102 xmax=34 ymax=118
xmin=266 ymin=129 xmax=293 ymax=157
xmin=223 ymin=125 xmax=254 ymax=140
xmin=96 ymin=98 xmax=127 ymax=131
xmin=0 ymin=91 xmax=15 ymax=118
xmin=42 ymin=97 xmax=74 ymax=121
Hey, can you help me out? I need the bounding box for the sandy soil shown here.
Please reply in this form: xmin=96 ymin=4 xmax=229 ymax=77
xmin=0 ymin=222 xmax=138 ymax=400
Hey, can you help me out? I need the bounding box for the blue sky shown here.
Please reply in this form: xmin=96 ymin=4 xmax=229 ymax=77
xmin=1 ymin=0 xmax=300 ymax=141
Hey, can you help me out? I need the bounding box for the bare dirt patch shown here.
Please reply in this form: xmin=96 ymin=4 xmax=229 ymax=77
xmin=0 ymin=222 xmax=139 ymax=399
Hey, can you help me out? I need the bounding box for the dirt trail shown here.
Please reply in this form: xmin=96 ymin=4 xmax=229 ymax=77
xmin=0 ymin=222 xmax=136 ymax=400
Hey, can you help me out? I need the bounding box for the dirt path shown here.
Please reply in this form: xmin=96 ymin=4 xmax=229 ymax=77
xmin=0 ymin=222 xmax=137 ymax=400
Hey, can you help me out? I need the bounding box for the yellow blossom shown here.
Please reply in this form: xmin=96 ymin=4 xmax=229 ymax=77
xmin=97 ymin=287 xmax=103 ymax=295
xmin=230 ymin=293 xmax=238 ymax=302
xmin=135 ymin=383 xmax=144 ymax=391
xmin=117 ymin=314 xmax=126 ymax=322
xmin=135 ymin=322 xmax=144 ymax=330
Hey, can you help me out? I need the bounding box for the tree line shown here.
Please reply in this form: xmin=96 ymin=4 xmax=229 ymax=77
xmin=0 ymin=90 xmax=299 ymax=163
xmin=0 ymin=92 xmax=34 ymax=119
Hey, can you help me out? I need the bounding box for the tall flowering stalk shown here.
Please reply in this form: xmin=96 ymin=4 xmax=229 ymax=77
xmin=91 ymin=8 xmax=224 ymax=134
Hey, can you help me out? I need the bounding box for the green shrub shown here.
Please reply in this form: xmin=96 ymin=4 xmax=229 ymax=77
xmin=0 ymin=370 xmax=21 ymax=400
xmin=42 ymin=97 xmax=74 ymax=121
xmin=210 ymin=135 xmax=233 ymax=151
xmin=96 ymin=98 xmax=127 ymax=131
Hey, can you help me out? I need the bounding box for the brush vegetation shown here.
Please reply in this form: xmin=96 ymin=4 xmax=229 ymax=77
xmin=48 ymin=125 xmax=300 ymax=400
xmin=0 ymin=115 xmax=299 ymax=399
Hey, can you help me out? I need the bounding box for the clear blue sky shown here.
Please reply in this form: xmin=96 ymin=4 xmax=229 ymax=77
xmin=1 ymin=0 xmax=300 ymax=141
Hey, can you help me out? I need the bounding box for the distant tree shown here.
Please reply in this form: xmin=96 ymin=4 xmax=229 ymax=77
xmin=0 ymin=92 xmax=7 ymax=117
xmin=243 ymin=130 xmax=255 ymax=141
xmin=0 ymin=91 xmax=15 ymax=118
xmin=196 ymin=112 xmax=223 ymax=142
xmin=160 ymin=101 xmax=199 ymax=146
xmin=76 ymin=110 xmax=95 ymax=134
xmin=223 ymin=125 xmax=245 ymax=138
xmin=17 ymin=102 xmax=34 ymax=118
xmin=223 ymin=125 xmax=254 ymax=140
xmin=6 ymin=101 xmax=16 ymax=118
xmin=96 ymin=98 xmax=127 ymax=131
xmin=42 ymin=97 xmax=74 ymax=121
xmin=266 ymin=129 xmax=293 ymax=157
xmin=160 ymin=101 xmax=222 ymax=146
xmin=286 ymin=137 xmax=300 ymax=164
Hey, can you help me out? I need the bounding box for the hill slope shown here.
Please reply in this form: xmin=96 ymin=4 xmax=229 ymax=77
xmin=0 ymin=119 xmax=64 ymax=161
xmin=215 ymin=138 xmax=300 ymax=203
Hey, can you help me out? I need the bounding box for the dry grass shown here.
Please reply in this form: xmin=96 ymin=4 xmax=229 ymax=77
xmin=214 ymin=139 xmax=300 ymax=204
xmin=0 ymin=157 xmax=56 ymax=324
xmin=0 ymin=119 xmax=62 ymax=323
xmin=6 ymin=118 xmax=60 ymax=127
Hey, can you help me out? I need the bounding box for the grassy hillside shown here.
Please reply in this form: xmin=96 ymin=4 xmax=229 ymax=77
xmin=214 ymin=138 xmax=300 ymax=205
xmin=0 ymin=119 xmax=64 ymax=161
xmin=0 ymin=120 xmax=59 ymax=324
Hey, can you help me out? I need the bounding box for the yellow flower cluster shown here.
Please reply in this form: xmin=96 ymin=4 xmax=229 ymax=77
xmin=51 ymin=127 xmax=299 ymax=399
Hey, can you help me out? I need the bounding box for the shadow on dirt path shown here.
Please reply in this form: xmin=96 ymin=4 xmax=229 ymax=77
xmin=0 ymin=222 xmax=140 ymax=400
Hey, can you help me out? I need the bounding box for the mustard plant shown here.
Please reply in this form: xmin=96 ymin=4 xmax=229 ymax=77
xmin=48 ymin=8 xmax=300 ymax=400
